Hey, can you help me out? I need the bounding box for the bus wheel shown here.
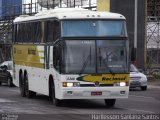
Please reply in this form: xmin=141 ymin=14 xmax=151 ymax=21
xmin=104 ymin=99 xmax=116 ymax=108
xmin=19 ymin=73 xmax=26 ymax=97
xmin=0 ymin=81 xmax=1 ymax=86
xmin=7 ymin=77 xmax=14 ymax=87
xmin=24 ymin=74 xmax=36 ymax=98
xmin=52 ymin=83 xmax=62 ymax=106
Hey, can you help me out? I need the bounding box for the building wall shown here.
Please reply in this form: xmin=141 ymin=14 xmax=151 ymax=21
xmin=147 ymin=0 xmax=160 ymax=17
xmin=110 ymin=0 xmax=146 ymax=69
xmin=0 ymin=0 xmax=22 ymax=19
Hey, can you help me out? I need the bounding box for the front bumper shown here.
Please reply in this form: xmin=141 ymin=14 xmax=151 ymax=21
xmin=58 ymin=86 xmax=129 ymax=99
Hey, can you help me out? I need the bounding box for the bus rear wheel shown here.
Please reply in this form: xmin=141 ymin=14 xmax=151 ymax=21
xmin=52 ymin=83 xmax=62 ymax=106
xmin=24 ymin=74 xmax=36 ymax=98
xmin=19 ymin=73 xmax=26 ymax=97
xmin=104 ymin=99 xmax=116 ymax=108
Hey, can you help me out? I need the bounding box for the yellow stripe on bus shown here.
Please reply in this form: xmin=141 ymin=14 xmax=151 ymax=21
xmin=77 ymin=74 xmax=129 ymax=84
xmin=13 ymin=45 xmax=44 ymax=68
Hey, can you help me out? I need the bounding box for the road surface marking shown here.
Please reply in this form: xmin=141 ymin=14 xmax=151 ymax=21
xmin=148 ymin=85 xmax=160 ymax=89
xmin=0 ymin=98 xmax=16 ymax=103
xmin=9 ymin=89 xmax=20 ymax=93
xmin=129 ymin=95 xmax=155 ymax=99
xmin=119 ymin=107 xmax=155 ymax=114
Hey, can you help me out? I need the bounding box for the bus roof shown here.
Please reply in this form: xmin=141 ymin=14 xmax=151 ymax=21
xmin=14 ymin=8 xmax=126 ymax=23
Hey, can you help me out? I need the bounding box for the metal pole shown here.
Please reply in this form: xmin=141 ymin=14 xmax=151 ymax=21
xmin=134 ymin=0 xmax=138 ymax=49
xmin=31 ymin=0 xmax=32 ymax=14
xmin=133 ymin=0 xmax=138 ymax=64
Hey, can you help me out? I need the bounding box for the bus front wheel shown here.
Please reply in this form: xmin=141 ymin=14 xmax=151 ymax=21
xmin=52 ymin=83 xmax=62 ymax=106
xmin=104 ymin=99 xmax=116 ymax=108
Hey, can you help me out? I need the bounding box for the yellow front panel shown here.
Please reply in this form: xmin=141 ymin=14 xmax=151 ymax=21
xmin=77 ymin=74 xmax=129 ymax=84
xmin=13 ymin=45 xmax=44 ymax=68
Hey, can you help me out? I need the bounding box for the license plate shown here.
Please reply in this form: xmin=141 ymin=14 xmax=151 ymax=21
xmin=130 ymin=81 xmax=140 ymax=85
xmin=91 ymin=91 xmax=102 ymax=96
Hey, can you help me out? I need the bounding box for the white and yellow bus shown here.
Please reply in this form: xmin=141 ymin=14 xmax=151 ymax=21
xmin=12 ymin=8 xmax=129 ymax=107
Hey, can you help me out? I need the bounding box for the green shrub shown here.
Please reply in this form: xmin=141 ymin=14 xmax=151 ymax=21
xmin=153 ymin=74 xmax=160 ymax=80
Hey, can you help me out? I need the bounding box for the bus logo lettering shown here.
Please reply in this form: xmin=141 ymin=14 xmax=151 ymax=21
xmin=102 ymin=76 xmax=126 ymax=81
xmin=102 ymin=77 xmax=112 ymax=81
xmin=113 ymin=77 xmax=126 ymax=81
xmin=67 ymin=77 xmax=75 ymax=80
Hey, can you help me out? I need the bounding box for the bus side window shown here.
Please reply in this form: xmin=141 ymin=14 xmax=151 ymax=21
xmin=53 ymin=44 xmax=62 ymax=73
xmin=29 ymin=23 xmax=34 ymax=43
xmin=32 ymin=22 xmax=36 ymax=42
xmin=47 ymin=20 xmax=60 ymax=43
xmin=13 ymin=24 xmax=17 ymax=43
xmin=47 ymin=21 xmax=54 ymax=43
xmin=36 ymin=22 xmax=42 ymax=43
xmin=53 ymin=20 xmax=60 ymax=41
xmin=24 ymin=23 xmax=31 ymax=43
xmin=18 ymin=24 xmax=24 ymax=43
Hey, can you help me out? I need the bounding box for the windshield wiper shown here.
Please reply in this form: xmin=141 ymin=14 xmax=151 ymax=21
xmin=102 ymin=59 xmax=115 ymax=75
xmin=98 ymin=48 xmax=115 ymax=75
xmin=79 ymin=47 xmax=91 ymax=75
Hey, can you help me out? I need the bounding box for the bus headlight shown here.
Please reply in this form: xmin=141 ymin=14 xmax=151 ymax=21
xmin=67 ymin=82 xmax=73 ymax=87
xmin=63 ymin=82 xmax=80 ymax=87
xmin=114 ymin=82 xmax=127 ymax=87
xmin=120 ymin=82 xmax=126 ymax=87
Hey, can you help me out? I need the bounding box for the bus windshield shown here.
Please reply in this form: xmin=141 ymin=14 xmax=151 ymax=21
xmin=62 ymin=40 xmax=128 ymax=74
xmin=62 ymin=20 xmax=127 ymax=37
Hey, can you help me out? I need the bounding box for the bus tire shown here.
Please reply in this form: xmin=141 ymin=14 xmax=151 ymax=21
xmin=24 ymin=74 xmax=36 ymax=98
xmin=52 ymin=82 xmax=62 ymax=106
xmin=0 ymin=81 xmax=1 ymax=86
xmin=104 ymin=99 xmax=116 ymax=108
xmin=19 ymin=72 xmax=26 ymax=97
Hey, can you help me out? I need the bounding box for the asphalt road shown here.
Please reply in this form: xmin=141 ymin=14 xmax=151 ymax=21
xmin=0 ymin=84 xmax=160 ymax=120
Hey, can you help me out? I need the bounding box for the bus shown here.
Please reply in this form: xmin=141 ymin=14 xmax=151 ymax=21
xmin=12 ymin=8 xmax=129 ymax=107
